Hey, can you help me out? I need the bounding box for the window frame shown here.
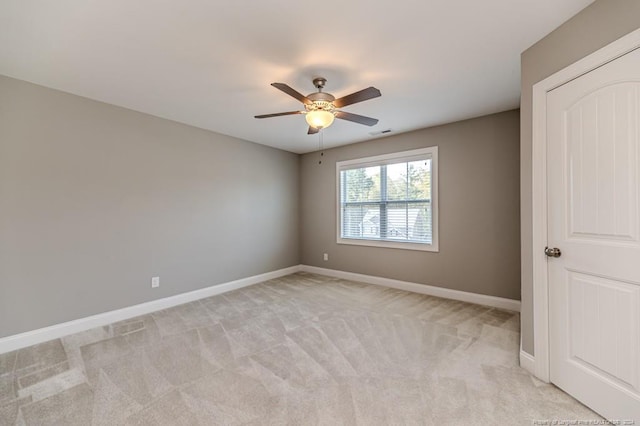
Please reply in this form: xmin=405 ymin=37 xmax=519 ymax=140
xmin=335 ymin=146 xmax=439 ymax=252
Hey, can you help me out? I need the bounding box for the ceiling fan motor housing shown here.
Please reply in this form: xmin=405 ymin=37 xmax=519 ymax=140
xmin=307 ymin=92 xmax=335 ymax=103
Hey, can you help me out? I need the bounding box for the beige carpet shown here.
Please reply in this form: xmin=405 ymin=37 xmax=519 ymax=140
xmin=0 ymin=272 xmax=598 ymax=425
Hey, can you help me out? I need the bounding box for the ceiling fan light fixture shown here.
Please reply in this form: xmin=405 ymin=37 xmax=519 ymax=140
xmin=305 ymin=109 xmax=335 ymax=129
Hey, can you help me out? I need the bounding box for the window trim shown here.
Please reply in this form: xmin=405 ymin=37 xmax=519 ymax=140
xmin=335 ymin=146 xmax=439 ymax=252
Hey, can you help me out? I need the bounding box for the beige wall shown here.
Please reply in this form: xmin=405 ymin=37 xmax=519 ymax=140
xmin=520 ymin=0 xmax=640 ymax=355
xmin=300 ymin=110 xmax=521 ymax=300
xmin=0 ymin=75 xmax=300 ymax=338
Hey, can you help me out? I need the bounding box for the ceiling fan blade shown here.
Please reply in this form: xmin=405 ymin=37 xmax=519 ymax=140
xmin=333 ymin=87 xmax=381 ymax=108
xmin=254 ymin=111 xmax=304 ymax=119
xmin=307 ymin=126 xmax=319 ymax=135
xmin=335 ymin=111 xmax=379 ymax=126
xmin=271 ymin=83 xmax=313 ymax=105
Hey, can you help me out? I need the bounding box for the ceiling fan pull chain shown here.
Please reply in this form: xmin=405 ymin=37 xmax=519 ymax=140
xmin=318 ymin=130 xmax=324 ymax=165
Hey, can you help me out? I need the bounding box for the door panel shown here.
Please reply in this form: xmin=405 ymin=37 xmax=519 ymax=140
xmin=568 ymin=271 xmax=639 ymax=390
xmin=566 ymin=83 xmax=639 ymax=242
xmin=548 ymin=47 xmax=640 ymax=421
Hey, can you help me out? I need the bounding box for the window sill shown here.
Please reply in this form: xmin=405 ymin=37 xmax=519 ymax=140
xmin=336 ymin=237 xmax=439 ymax=252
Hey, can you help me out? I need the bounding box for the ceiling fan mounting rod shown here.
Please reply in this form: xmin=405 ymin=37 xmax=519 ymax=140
xmin=312 ymin=77 xmax=327 ymax=92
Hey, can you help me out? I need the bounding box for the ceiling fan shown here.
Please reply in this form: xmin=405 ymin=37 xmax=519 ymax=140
xmin=255 ymin=77 xmax=381 ymax=134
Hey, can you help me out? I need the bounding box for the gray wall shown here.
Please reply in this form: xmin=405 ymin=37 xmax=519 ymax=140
xmin=0 ymin=75 xmax=300 ymax=338
xmin=300 ymin=110 xmax=521 ymax=300
xmin=520 ymin=0 xmax=640 ymax=355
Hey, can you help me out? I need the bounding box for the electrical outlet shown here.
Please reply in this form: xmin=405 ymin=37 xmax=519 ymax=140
xmin=323 ymin=253 xmax=329 ymax=261
xmin=151 ymin=276 xmax=160 ymax=288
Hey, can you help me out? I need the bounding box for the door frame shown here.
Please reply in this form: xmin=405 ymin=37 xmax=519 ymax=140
xmin=531 ymin=28 xmax=640 ymax=383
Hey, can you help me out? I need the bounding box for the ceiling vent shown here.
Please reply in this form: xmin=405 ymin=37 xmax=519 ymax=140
xmin=369 ymin=129 xmax=392 ymax=136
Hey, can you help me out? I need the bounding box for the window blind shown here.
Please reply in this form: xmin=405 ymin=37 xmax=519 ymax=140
xmin=339 ymin=155 xmax=433 ymax=245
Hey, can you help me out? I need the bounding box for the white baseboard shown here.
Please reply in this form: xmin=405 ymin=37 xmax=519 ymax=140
xmin=519 ymin=348 xmax=536 ymax=376
xmin=0 ymin=265 xmax=303 ymax=354
xmin=300 ymin=265 xmax=521 ymax=312
xmin=1 ymin=264 xmax=520 ymax=354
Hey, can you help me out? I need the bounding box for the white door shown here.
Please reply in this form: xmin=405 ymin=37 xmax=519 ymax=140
xmin=547 ymin=47 xmax=640 ymax=421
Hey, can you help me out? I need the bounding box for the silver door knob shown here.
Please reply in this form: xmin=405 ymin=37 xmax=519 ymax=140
xmin=544 ymin=247 xmax=562 ymax=258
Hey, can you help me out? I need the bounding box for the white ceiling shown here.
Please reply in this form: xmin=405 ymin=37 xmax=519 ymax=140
xmin=0 ymin=0 xmax=593 ymax=154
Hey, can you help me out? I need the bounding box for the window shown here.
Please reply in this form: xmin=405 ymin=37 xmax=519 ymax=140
xmin=336 ymin=147 xmax=438 ymax=251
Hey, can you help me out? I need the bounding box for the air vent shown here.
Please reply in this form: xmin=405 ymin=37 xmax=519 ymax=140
xmin=369 ymin=129 xmax=393 ymax=136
